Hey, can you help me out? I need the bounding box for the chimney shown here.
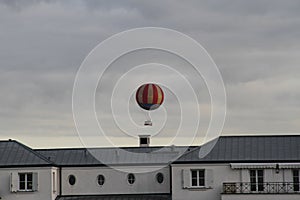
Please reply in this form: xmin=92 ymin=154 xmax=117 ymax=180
xmin=139 ymin=135 xmax=150 ymax=147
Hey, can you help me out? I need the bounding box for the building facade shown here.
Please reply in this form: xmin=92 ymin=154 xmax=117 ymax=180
xmin=0 ymin=135 xmax=300 ymax=200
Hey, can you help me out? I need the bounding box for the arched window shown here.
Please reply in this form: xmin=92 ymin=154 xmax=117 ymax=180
xmin=127 ymin=173 xmax=135 ymax=184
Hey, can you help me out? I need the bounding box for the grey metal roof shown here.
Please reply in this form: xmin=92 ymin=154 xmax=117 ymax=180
xmin=0 ymin=140 xmax=52 ymax=167
xmin=36 ymin=146 xmax=193 ymax=166
xmin=176 ymin=135 xmax=300 ymax=163
xmin=56 ymin=194 xmax=171 ymax=200
xmin=1 ymin=135 xmax=300 ymax=167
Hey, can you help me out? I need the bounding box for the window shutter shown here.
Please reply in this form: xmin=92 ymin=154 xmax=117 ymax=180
xmin=241 ymin=169 xmax=250 ymax=182
xmin=205 ymin=169 xmax=214 ymax=188
xmin=32 ymin=173 xmax=38 ymax=191
xmin=182 ymin=169 xmax=191 ymax=189
xmin=10 ymin=172 xmax=18 ymax=192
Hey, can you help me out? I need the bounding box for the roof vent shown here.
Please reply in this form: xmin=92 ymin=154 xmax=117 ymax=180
xmin=139 ymin=135 xmax=150 ymax=147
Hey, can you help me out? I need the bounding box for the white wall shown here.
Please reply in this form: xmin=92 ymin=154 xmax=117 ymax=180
xmin=61 ymin=165 xmax=170 ymax=195
xmin=171 ymin=164 xmax=238 ymax=200
xmin=172 ymin=164 xmax=298 ymax=200
xmin=0 ymin=167 xmax=58 ymax=200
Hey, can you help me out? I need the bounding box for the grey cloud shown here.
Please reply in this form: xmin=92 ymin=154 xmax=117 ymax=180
xmin=0 ymin=0 xmax=299 ymax=147
xmin=0 ymin=0 xmax=57 ymax=10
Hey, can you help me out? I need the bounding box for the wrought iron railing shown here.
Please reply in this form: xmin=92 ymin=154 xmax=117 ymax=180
xmin=223 ymin=182 xmax=300 ymax=194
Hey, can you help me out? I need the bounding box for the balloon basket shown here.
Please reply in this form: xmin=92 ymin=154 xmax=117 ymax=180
xmin=144 ymin=120 xmax=152 ymax=126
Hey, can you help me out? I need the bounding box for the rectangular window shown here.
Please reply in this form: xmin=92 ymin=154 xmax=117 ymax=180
xmin=293 ymin=169 xmax=299 ymax=192
xmin=19 ymin=173 xmax=33 ymax=191
xmin=191 ymin=169 xmax=205 ymax=187
xmin=250 ymin=170 xmax=264 ymax=192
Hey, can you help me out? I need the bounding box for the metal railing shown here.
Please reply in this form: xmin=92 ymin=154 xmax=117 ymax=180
xmin=223 ymin=182 xmax=300 ymax=194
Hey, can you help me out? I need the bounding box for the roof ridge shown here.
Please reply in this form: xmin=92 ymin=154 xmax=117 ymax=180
xmin=35 ymin=146 xmax=196 ymax=151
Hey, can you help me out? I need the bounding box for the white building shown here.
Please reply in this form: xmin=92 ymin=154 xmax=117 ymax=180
xmin=0 ymin=135 xmax=300 ymax=200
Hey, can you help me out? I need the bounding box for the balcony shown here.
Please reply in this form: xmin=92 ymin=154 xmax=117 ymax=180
xmin=223 ymin=182 xmax=300 ymax=194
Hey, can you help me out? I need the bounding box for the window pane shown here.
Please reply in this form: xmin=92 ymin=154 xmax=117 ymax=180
xmin=250 ymin=170 xmax=257 ymax=191
xmin=68 ymin=175 xmax=76 ymax=185
xmin=191 ymin=170 xmax=197 ymax=186
xmin=19 ymin=174 xmax=25 ymax=182
xmin=191 ymin=178 xmax=197 ymax=186
xmin=127 ymin=173 xmax=135 ymax=184
xmin=156 ymin=173 xmax=164 ymax=184
xmin=27 ymin=181 xmax=33 ymax=190
xmin=250 ymin=183 xmax=256 ymax=191
xmin=293 ymin=170 xmax=299 ymax=177
xmin=140 ymin=138 xmax=148 ymax=145
xmin=257 ymin=182 xmax=264 ymax=191
xmin=250 ymin=170 xmax=256 ymax=178
xmin=198 ymin=170 xmax=204 ymax=178
xmin=198 ymin=170 xmax=205 ymax=186
xmin=19 ymin=182 xmax=25 ymax=190
xmin=97 ymin=175 xmax=105 ymax=186
xmin=257 ymin=170 xmax=264 ymax=191
xmin=250 ymin=177 xmax=256 ymax=185
xmin=199 ymin=178 xmax=205 ymax=186
xmin=257 ymin=176 xmax=264 ymax=184
xmin=27 ymin=173 xmax=33 ymax=182
xmin=257 ymin=170 xmax=264 ymax=178
xmin=191 ymin=171 xmax=197 ymax=179
xmin=293 ymin=170 xmax=300 ymax=191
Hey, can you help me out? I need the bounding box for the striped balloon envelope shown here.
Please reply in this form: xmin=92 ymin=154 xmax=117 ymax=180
xmin=136 ymin=83 xmax=164 ymax=111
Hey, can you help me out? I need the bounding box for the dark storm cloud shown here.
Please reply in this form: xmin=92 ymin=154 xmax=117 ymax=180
xmin=0 ymin=0 xmax=299 ymax=147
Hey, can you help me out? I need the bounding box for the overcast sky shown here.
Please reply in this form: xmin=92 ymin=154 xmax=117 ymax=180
xmin=0 ymin=0 xmax=300 ymax=148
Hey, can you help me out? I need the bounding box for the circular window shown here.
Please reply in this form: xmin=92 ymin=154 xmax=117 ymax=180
xmin=127 ymin=173 xmax=135 ymax=184
xmin=68 ymin=175 xmax=76 ymax=185
xmin=156 ymin=173 xmax=164 ymax=184
xmin=97 ymin=174 xmax=105 ymax=186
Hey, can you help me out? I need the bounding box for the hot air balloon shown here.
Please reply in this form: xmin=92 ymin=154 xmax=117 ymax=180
xmin=136 ymin=83 xmax=164 ymax=126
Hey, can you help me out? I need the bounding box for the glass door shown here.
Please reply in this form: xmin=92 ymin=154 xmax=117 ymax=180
xmin=250 ymin=170 xmax=264 ymax=192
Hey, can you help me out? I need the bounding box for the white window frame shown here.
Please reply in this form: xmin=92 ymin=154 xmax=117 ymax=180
xmin=182 ymin=168 xmax=213 ymax=189
xmin=249 ymin=169 xmax=264 ymax=192
xmin=18 ymin=173 xmax=33 ymax=191
xmin=191 ymin=169 xmax=205 ymax=187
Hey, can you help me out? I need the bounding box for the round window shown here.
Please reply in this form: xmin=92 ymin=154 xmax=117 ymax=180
xmin=127 ymin=173 xmax=135 ymax=184
xmin=156 ymin=173 xmax=164 ymax=184
xmin=68 ymin=175 xmax=76 ymax=185
xmin=97 ymin=174 xmax=105 ymax=186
